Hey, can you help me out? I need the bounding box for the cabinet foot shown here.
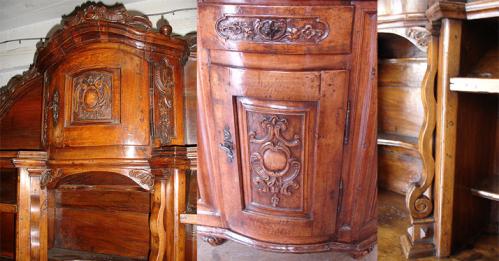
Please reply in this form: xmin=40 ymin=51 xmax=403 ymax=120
xmin=202 ymin=236 xmax=227 ymax=246
xmin=400 ymin=222 xmax=435 ymax=258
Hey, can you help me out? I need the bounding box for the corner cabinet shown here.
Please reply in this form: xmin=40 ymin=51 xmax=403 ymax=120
xmin=186 ymin=0 xmax=378 ymax=257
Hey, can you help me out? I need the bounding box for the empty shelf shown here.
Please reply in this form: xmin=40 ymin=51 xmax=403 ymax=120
xmin=450 ymin=77 xmax=499 ymax=94
xmin=377 ymin=133 xmax=418 ymax=150
xmin=0 ymin=203 xmax=16 ymax=213
xmin=471 ymin=176 xmax=499 ymax=201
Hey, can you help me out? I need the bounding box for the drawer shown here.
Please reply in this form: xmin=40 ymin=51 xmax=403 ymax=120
xmin=199 ymin=3 xmax=354 ymax=54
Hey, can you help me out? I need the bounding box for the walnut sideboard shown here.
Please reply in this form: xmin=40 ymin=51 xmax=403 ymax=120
xmin=181 ymin=0 xmax=378 ymax=257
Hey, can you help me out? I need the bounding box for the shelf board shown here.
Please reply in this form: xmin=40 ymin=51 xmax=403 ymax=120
xmin=49 ymin=248 xmax=146 ymax=261
xmin=450 ymin=77 xmax=499 ymax=94
xmin=471 ymin=176 xmax=499 ymax=201
xmin=377 ymin=133 xmax=418 ymax=150
xmin=0 ymin=203 xmax=17 ymax=213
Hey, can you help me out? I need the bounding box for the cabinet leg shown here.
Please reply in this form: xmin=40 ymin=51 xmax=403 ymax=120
xmin=149 ymin=176 xmax=168 ymax=261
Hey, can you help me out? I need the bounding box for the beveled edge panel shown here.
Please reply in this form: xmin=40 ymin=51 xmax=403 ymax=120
xmin=199 ymin=3 xmax=354 ymax=54
xmin=196 ymin=225 xmax=376 ymax=257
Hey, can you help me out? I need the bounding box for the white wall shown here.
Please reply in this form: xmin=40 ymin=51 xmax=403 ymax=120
xmin=0 ymin=0 xmax=197 ymax=87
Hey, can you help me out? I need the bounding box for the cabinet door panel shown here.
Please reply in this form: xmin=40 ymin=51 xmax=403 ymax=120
xmin=209 ymin=65 xmax=349 ymax=243
xmin=48 ymin=49 xmax=150 ymax=148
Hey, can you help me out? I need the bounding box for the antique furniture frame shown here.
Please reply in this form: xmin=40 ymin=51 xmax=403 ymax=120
xmin=0 ymin=3 xmax=195 ymax=260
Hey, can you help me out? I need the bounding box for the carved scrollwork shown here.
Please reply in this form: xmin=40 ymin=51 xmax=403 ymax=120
xmin=406 ymin=27 xmax=431 ymax=49
xmin=154 ymin=59 xmax=175 ymax=145
xmin=62 ymin=3 xmax=152 ymax=31
xmin=40 ymin=169 xmax=63 ymax=188
xmin=249 ymin=116 xmax=301 ymax=207
xmin=72 ymin=71 xmax=113 ymax=122
xmin=47 ymin=89 xmax=60 ymax=125
xmin=129 ymin=169 xmax=154 ymax=190
xmin=220 ymin=126 xmax=235 ymax=163
xmin=216 ymin=15 xmax=329 ymax=43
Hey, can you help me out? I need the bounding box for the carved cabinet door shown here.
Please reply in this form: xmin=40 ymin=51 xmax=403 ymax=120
xmin=44 ymin=48 xmax=150 ymax=152
xmin=210 ymin=64 xmax=350 ymax=244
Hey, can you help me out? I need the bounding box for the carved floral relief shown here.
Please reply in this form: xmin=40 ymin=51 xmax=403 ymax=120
xmin=154 ymin=59 xmax=175 ymax=145
xmin=216 ymin=16 xmax=329 ymax=43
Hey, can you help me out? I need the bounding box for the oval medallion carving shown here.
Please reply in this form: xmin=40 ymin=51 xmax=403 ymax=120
xmin=249 ymin=116 xmax=301 ymax=207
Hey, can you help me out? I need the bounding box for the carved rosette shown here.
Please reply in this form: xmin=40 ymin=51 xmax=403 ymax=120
xmin=249 ymin=116 xmax=301 ymax=207
xmin=216 ymin=15 xmax=329 ymax=43
xmin=72 ymin=71 xmax=112 ymax=122
xmin=129 ymin=169 xmax=154 ymax=191
xmin=154 ymin=59 xmax=175 ymax=145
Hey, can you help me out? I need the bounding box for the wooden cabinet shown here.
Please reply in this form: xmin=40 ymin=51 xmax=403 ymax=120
xmin=0 ymin=3 xmax=196 ymax=260
xmin=186 ymin=0 xmax=378 ymax=257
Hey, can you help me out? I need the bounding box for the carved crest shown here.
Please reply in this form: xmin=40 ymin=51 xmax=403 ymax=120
xmin=62 ymin=2 xmax=152 ymax=30
xmin=154 ymin=59 xmax=175 ymax=145
xmin=72 ymin=71 xmax=113 ymax=122
xmin=0 ymin=66 xmax=39 ymax=117
xmin=216 ymin=15 xmax=329 ymax=43
xmin=249 ymin=116 xmax=301 ymax=207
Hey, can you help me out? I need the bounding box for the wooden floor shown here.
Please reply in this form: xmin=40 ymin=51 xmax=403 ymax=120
xmin=378 ymin=189 xmax=499 ymax=261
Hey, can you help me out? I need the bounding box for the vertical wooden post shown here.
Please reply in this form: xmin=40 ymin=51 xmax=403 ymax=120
xmin=434 ymin=18 xmax=462 ymax=257
xmin=173 ymin=169 xmax=187 ymax=261
xmin=12 ymin=151 xmax=48 ymax=261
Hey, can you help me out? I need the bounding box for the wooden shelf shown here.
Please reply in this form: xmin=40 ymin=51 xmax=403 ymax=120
xmin=471 ymin=176 xmax=499 ymax=201
xmin=450 ymin=77 xmax=499 ymax=94
xmin=377 ymin=133 xmax=418 ymax=150
xmin=48 ymin=248 xmax=146 ymax=261
xmin=0 ymin=203 xmax=17 ymax=213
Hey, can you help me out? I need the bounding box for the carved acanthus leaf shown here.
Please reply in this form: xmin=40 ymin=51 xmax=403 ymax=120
xmin=216 ymin=15 xmax=329 ymax=43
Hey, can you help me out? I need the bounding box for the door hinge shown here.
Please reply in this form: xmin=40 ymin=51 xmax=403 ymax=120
xmin=337 ymin=177 xmax=344 ymax=213
xmin=343 ymin=100 xmax=351 ymax=145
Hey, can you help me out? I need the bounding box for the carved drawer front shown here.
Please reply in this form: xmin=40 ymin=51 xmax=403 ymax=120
xmin=199 ymin=4 xmax=354 ymax=54
xmin=47 ymin=49 xmax=150 ymax=149
xmin=209 ymin=65 xmax=349 ymax=243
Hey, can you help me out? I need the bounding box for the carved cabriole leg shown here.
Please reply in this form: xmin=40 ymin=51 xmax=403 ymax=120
xmin=401 ymin=34 xmax=439 ymax=258
xmin=149 ymin=174 xmax=169 ymax=261
xmin=13 ymin=152 xmax=48 ymax=261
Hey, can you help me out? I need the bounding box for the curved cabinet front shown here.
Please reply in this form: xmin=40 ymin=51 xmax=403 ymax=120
xmin=195 ymin=0 xmax=378 ymax=256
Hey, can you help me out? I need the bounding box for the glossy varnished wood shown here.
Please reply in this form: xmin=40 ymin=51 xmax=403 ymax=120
xmin=0 ymin=3 xmax=196 ymax=260
xmin=193 ymin=0 xmax=377 ymax=257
